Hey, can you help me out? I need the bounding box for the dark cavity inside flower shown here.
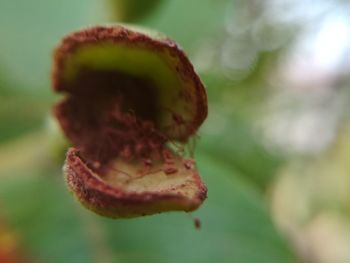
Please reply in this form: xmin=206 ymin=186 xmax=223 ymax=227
xmin=52 ymin=25 xmax=208 ymax=218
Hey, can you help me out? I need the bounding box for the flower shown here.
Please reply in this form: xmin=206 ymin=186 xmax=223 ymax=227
xmin=52 ymin=25 xmax=208 ymax=218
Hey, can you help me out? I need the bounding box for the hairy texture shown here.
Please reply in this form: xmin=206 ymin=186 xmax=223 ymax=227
xmin=54 ymin=70 xmax=159 ymax=165
xmin=52 ymin=25 xmax=208 ymax=218
xmin=53 ymin=26 xmax=207 ymax=141
xmin=65 ymin=148 xmax=207 ymax=218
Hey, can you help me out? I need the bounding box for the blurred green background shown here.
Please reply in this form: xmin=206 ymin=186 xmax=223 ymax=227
xmin=1 ymin=0 xmax=350 ymax=262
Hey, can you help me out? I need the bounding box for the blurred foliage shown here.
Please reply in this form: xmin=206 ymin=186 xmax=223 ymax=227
xmin=107 ymin=0 xmax=163 ymax=22
xmin=0 ymin=70 xmax=51 ymax=143
xmin=0 ymin=0 xmax=300 ymax=262
xmin=270 ymin=125 xmax=350 ymax=263
xmin=0 ymin=138 xmax=297 ymax=263
xmin=1 ymin=0 xmax=349 ymax=262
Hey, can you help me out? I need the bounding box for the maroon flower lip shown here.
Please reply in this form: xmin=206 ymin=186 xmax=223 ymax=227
xmin=52 ymin=25 xmax=208 ymax=218
xmin=65 ymin=148 xmax=207 ymax=218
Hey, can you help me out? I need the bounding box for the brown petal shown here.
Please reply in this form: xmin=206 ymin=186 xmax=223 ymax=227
xmin=65 ymin=148 xmax=207 ymax=218
xmin=53 ymin=25 xmax=207 ymax=142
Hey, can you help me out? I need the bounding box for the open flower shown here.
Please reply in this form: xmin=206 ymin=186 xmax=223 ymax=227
xmin=52 ymin=25 xmax=208 ymax=218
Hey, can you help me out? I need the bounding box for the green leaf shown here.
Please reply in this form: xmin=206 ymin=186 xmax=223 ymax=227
xmin=0 ymin=96 xmax=50 ymax=143
xmin=0 ymin=146 xmax=298 ymax=263
xmin=144 ymin=0 xmax=229 ymax=52
xmin=94 ymin=150 xmax=298 ymax=263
